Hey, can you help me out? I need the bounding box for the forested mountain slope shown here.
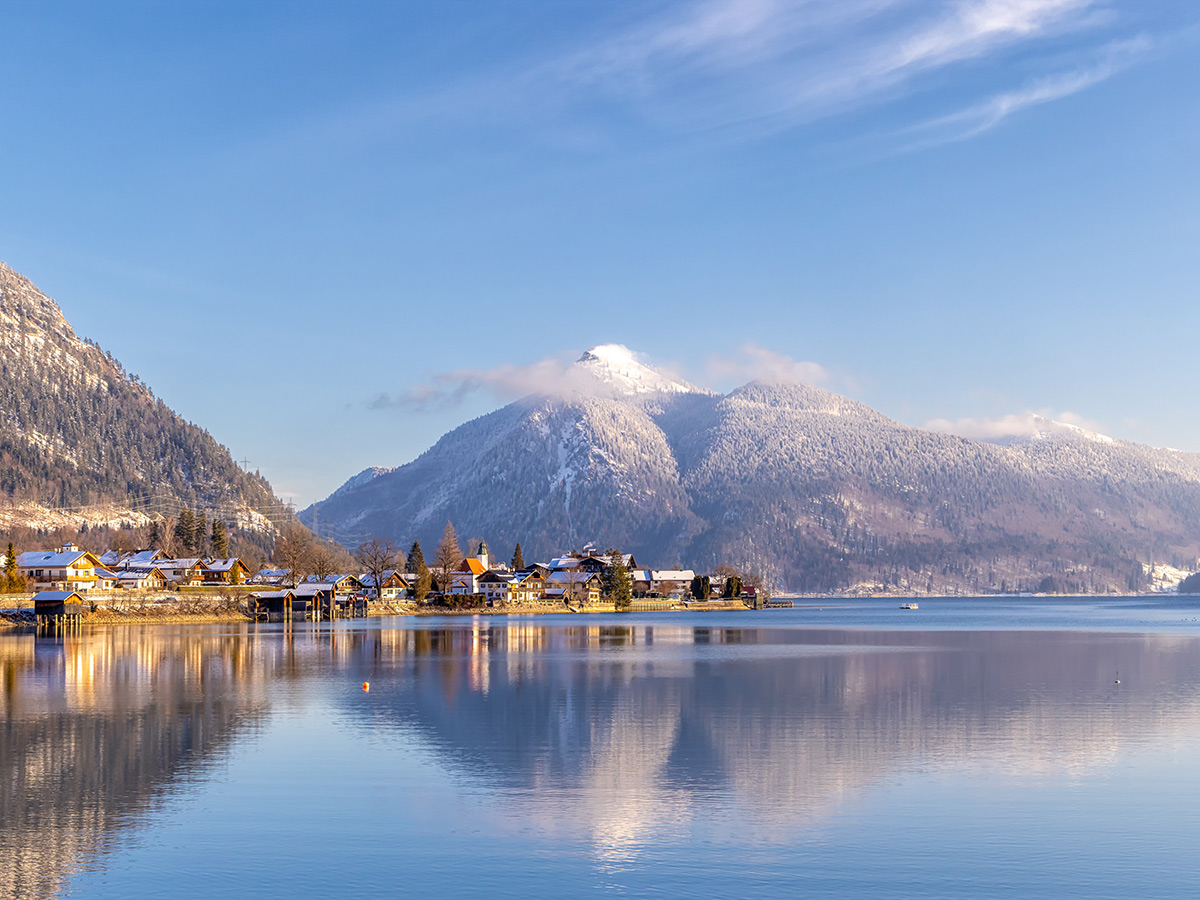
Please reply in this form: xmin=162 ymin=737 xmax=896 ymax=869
xmin=0 ymin=263 xmax=284 ymax=538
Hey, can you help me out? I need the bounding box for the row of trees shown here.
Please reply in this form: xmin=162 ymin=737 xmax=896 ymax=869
xmin=145 ymin=510 xmax=230 ymax=559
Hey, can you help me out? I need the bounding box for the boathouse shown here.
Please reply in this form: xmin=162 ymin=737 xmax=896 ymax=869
xmin=33 ymin=590 xmax=85 ymax=626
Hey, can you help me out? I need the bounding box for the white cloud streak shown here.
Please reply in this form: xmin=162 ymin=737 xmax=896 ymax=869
xmin=898 ymin=34 xmax=1151 ymax=147
xmin=549 ymin=0 xmax=1116 ymax=132
xmin=925 ymin=409 xmax=1109 ymax=441
xmin=371 ymin=355 xmax=583 ymax=410
xmin=373 ymin=343 xmax=832 ymax=410
xmin=705 ymin=342 xmax=830 ymax=386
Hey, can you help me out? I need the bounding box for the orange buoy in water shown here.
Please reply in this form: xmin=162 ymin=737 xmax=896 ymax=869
xmin=362 ymin=682 xmax=370 ymax=691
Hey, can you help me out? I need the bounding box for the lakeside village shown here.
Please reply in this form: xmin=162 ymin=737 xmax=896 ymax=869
xmin=4 ymin=537 xmax=773 ymax=625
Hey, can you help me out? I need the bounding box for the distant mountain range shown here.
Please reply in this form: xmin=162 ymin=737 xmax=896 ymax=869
xmin=303 ymin=344 xmax=1200 ymax=593
xmin=0 ymin=263 xmax=286 ymax=537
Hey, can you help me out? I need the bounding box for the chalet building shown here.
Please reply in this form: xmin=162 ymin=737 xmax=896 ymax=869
xmin=155 ymin=559 xmax=211 ymax=587
xmin=478 ymin=570 xmax=544 ymax=605
xmin=108 ymin=549 xmax=167 ymax=569
xmin=92 ymin=567 xmax=119 ymax=591
xmin=17 ymin=546 xmax=106 ymax=591
xmin=203 ymin=558 xmax=251 ymax=585
xmin=116 ymin=566 xmax=168 ymax=590
xmin=544 ymin=570 xmax=602 ymax=604
xmin=630 ymin=569 xmax=696 ymax=597
xmin=360 ymin=570 xmax=407 ymax=601
xmin=250 ymin=567 xmax=292 ymax=585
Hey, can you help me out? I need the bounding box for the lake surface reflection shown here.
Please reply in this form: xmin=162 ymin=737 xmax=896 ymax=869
xmin=5 ymin=602 xmax=1200 ymax=898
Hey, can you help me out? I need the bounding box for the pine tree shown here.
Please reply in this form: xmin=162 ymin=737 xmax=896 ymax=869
xmin=406 ymin=541 xmax=426 ymax=574
xmin=196 ymin=510 xmax=208 ymax=557
xmin=607 ymin=549 xmax=632 ymax=610
xmin=175 ymin=509 xmax=196 ymax=555
xmin=414 ymin=565 xmax=431 ymax=604
xmin=511 ymin=542 xmax=525 ymax=571
xmin=211 ymin=519 xmax=230 ymax=558
xmin=148 ymin=518 xmax=161 ymax=550
xmin=4 ymin=542 xmax=18 ymax=593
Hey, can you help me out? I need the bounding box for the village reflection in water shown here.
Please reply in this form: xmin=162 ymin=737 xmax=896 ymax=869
xmin=5 ymin=617 xmax=1200 ymax=896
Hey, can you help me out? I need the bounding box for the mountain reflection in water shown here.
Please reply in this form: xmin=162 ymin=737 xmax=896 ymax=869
xmin=4 ymin=615 xmax=1200 ymax=898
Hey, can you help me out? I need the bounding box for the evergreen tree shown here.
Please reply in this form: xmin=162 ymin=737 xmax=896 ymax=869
xmin=211 ymin=519 xmax=230 ymax=558
xmin=606 ymin=549 xmax=632 ymax=610
xmin=148 ymin=518 xmax=161 ymax=550
xmin=406 ymin=541 xmax=426 ymax=574
xmin=511 ymin=542 xmax=525 ymax=571
xmin=196 ymin=510 xmax=208 ymax=557
xmin=175 ymin=509 xmax=196 ymax=554
xmin=414 ymin=565 xmax=432 ymax=604
xmin=4 ymin=541 xmax=18 ymax=593
xmin=722 ymin=575 xmax=742 ymax=599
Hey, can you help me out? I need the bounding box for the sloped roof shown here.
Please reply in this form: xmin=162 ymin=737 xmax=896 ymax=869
xmin=457 ymin=558 xmax=487 ymax=576
xmin=546 ymin=570 xmax=600 ymax=585
xmin=360 ymin=570 xmax=402 ymax=587
xmin=122 ymin=549 xmax=167 ymax=566
xmin=118 ymin=567 xmax=164 ymax=581
xmin=478 ymin=571 xmax=516 ymax=585
xmin=302 ymin=573 xmax=361 ymax=586
xmin=17 ymin=550 xmax=94 ymax=568
xmin=156 ymin=558 xmax=207 ymax=570
xmin=204 ymin=558 xmax=245 ymax=572
xmin=32 ymin=590 xmax=84 ymax=603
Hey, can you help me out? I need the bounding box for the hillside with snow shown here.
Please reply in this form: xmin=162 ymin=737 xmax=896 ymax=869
xmin=304 ymin=346 xmax=1200 ymax=593
xmin=0 ymin=263 xmax=287 ymax=537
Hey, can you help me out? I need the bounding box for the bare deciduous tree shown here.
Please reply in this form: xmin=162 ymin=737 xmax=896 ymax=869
xmin=356 ymin=537 xmax=402 ymax=602
xmin=433 ymin=521 xmax=462 ymax=596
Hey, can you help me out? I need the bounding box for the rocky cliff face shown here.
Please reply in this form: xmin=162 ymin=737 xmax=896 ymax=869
xmin=304 ymin=346 xmax=1200 ymax=593
xmin=0 ymin=263 xmax=283 ymax=534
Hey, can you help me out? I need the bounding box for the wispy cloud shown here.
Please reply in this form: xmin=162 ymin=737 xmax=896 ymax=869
xmin=370 ymin=345 xmax=695 ymax=410
xmin=704 ymin=342 xmax=830 ymax=386
xmin=897 ymin=34 xmax=1151 ymax=147
xmin=548 ymin=0 xmax=1117 ymax=132
xmin=925 ymin=408 xmax=1109 ymax=441
xmin=373 ymin=342 xmax=834 ymax=410
xmin=254 ymin=0 xmax=1162 ymax=165
xmin=371 ymin=354 xmax=581 ymax=410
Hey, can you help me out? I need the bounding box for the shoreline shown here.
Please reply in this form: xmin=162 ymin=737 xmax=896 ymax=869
xmin=5 ymin=592 xmax=1194 ymax=631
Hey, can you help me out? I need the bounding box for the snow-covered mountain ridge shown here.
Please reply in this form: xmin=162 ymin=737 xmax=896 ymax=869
xmin=305 ymin=349 xmax=1200 ymax=594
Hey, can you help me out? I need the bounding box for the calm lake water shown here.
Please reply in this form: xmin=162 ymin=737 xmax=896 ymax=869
xmin=5 ymin=596 xmax=1200 ymax=898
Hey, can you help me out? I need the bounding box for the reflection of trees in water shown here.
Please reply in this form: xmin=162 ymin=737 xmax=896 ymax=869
xmin=355 ymin=625 xmax=1200 ymax=838
xmin=0 ymin=628 xmax=273 ymax=898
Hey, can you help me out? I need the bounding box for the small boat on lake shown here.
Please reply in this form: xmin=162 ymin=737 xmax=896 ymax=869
xmin=899 ymin=602 xmax=919 ymax=610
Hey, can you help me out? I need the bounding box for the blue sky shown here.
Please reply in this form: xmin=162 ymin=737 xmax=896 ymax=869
xmin=2 ymin=1 xmax=1198 ymax=507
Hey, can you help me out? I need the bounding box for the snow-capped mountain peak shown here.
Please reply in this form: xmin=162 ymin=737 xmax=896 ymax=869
xmin=574 ymin=345 xmax=697 ymax=395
